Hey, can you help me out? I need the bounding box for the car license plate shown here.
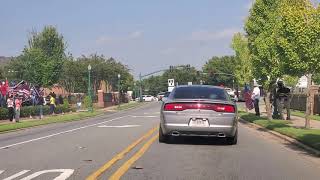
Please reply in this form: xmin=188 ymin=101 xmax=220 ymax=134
xmin=189 ymin=118 xmax=209 ymax=127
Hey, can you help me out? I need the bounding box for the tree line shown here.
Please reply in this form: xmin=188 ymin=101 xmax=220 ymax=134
xmin=0 ymin=26 xmax=133 ymax=94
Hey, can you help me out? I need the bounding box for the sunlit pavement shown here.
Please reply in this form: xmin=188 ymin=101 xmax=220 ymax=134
xmin=0 ymin=102 xmax=319 ymax=180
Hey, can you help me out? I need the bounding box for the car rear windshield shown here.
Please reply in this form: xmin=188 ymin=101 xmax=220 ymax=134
xmin=172 ymin=86 xmax=228 ymax=100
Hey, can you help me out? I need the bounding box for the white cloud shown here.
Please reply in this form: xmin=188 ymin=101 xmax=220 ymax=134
xmin=160 ymin=47 xmax=175 ymax=55
xmin=190 ymin=28 xmax=240 ymax=41
xmin=129 ymin=31 xmax=143 ymax=39
xmin=96 ymin=36 xmax=113 ymax=44
xmin=96 ymin=31 xmax=143 ymax=44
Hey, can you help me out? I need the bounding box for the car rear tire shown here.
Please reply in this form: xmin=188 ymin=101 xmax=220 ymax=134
xmin=159 ymin=126 xmax=168 ymax=143
xmin=226 ymin=130 xmax=238 ymax=145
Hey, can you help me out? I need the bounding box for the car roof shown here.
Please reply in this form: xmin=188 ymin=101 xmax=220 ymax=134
xmin=175 ymin=85 xmax=225 ymax=90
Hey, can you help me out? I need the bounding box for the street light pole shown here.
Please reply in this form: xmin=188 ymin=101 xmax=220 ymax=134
xmin=139 ymin=73 xmax=143 ymax=102
xmin=88 ymin=64 xmax=93 ymax=112
xmin=118 ymin=74 xmax=121 ymax=108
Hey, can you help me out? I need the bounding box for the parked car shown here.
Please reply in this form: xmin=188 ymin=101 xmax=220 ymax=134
xmin=157 ymin=92 xmax=166 ymax=101
xmin=161 ymin=91 xmax=171 ymax=102
xmin=159 ymin=85 xmax=238 ymax=145
xmin=225 ymin=88 xmax=235 ymax=97
xmin=142 ymin=95 xmax=156 ymax=102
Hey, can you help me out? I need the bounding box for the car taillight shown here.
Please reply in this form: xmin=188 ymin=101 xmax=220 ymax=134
xmin=164 ymin=103 xmax=186 ymax=111
xmin=164 ymin=103 xmax=235 ymax=113
xmin=212 ymin=104 xmax=235 ymax=113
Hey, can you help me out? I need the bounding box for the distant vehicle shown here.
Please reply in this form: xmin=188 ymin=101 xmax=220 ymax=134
xmin=159 ymin=85 xmax=238 ymax=145
xmin=142 ymin=95 xmax=156 ymax=102
xmin=225 ymin=88 xmax=235 ymax=97
xmin=161 ymin=91 xmax=171 ymax=102
xmin=157 ymin=92 xmax=166 ymax=101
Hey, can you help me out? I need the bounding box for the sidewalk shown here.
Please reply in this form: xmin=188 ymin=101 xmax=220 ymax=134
xmin=248 ymin=104 xmax=320 ymax=129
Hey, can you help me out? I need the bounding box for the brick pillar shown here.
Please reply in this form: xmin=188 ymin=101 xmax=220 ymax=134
xmin=310 ymin=85 xmax=320 ymax=115
xmin=97 ymin=90 xmax=104 ymax=108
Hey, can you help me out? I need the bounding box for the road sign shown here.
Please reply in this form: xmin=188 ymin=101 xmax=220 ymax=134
xmin=168 ymin=79 xmax=175 ymax=87
xmin=188 ymin=82 xmax=192 ymax=85
xmin=168 ymin=86 xmax=174 ymax=92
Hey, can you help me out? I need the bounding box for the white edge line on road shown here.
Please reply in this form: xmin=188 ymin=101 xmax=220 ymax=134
xmin=130 ymin=115 xmax=157 ymax=118
xmin=3 ymin=170 xmax=30 ymax=180
xmin=20 ymin=169 xmax=74 ymax=180
xmin=97 ymin=125 xmax=141 ymax=128
xmin=0 ymin=116 xmax=128 ymax=150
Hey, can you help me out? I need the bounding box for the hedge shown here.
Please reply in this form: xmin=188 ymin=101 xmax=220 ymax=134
xmin=0 ymin=105 xmax=76 ymax=120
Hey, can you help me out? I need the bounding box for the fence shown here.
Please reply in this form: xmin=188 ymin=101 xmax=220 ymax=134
xmin=290 ymin=94 xmax=320 ymax=115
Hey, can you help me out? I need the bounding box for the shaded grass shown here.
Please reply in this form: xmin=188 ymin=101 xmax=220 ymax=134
xmin=291 ymin=110 xmax=320 ymax=121
xmin=239 ymin=111 xmax=320 ymax=151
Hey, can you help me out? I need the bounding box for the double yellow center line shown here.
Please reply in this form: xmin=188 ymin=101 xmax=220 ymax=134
xmin=86 ymin=126 xmax=159 ymax=180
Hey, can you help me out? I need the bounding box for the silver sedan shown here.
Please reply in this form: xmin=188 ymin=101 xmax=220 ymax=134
xmin=159 ymin=85 xmax=238 ymax=145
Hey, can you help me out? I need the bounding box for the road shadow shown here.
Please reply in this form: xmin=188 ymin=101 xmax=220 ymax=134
xmin=165 ymin=136 xmax=232 ymax=146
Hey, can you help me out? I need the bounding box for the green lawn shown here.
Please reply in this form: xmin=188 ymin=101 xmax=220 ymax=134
xmin=0 ymin=111 xmax=103 ymax=133
xmin=291 ymin=110 xmax=320 ymax=121
xmin=117 ymin=101 xmax=146 ymax=111
xmin=0 ymin=102 xmax=145 ymax=133
xmin=239 ymin=111 xmax=320 ymax=151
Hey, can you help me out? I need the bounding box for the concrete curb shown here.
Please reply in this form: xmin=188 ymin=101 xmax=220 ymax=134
xmin=239 ymin=118 xmax=320 ymax=157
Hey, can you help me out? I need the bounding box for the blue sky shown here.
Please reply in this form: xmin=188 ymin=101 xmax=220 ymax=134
xmin=0 ymin=0 xmax=253 ymax=77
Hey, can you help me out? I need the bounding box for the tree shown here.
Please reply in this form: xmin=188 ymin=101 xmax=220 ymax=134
xmin=313 ymin=73 xmax=320 ymax=85
xmin=277 ymin=0 xmax=320 ymax=127
xmin=60 ymin=54 xmax=134 ymax=94
xmin=245 ymin=0 xmax=284 ymax=120
xmin=8 ymin=26 xmax=67 ymax=87
xmin=142 ymin=75 xmax=166 ymax=96
xmin=231 ymin=33 xmax=253 ymax=87
xmin=202 ymin=56 xmax=236 ymax=88
xmin=162 ymin=65 xmax=199 ymax=86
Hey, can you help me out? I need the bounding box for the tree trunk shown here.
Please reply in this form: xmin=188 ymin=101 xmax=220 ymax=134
xmin=305 ymin=74 xmax=312 ymax=129
xmin=265 ymin=91 xmax=273 ymax=120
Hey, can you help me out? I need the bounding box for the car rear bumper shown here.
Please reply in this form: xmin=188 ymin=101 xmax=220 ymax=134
xmin=161 ymin=123 xmax=237 ymax=137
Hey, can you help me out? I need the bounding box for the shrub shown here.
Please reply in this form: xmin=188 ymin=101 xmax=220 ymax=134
xmin=0 ymin=104 xmax=74 ymax=121
xmin=83 ymin=96 xmax=92 ymax=109
xmin=0 ymin=108 xmax=8 ymax=120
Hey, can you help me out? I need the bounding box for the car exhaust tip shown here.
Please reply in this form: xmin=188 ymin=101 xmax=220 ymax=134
xmin=218 ymin=133 xmax=226 ymax=138
xmin=171 ymin=131 xmax=180 ymax=136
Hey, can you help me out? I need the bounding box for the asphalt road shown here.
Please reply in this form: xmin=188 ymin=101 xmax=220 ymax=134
xmin=0 ymin=102 xmax=319 ymax=180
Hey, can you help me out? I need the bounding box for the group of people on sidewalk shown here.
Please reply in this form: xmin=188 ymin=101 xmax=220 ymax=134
xmin=247 ymin=80 xmax=291 ymax=120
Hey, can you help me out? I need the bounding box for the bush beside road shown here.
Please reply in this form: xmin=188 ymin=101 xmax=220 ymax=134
xmin=239 ymin=111 xmax=320 ymax=151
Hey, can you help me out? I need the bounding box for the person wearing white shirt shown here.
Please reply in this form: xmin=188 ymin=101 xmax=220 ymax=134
xmin=252 ymin=84 xmax=261 ymax=116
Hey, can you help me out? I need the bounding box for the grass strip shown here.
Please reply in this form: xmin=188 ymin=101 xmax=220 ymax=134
xmin=117 ymin=101 xmax=146 ymax=111
xmin=239 ymin=111 xmax=320 ymax=151
xmin=0 ymin=102 xmax=147 ymax=133
xmin=290 ymin=110 xmax=320 ymax=121
xmin=0 ymin=111 xmax=103 ymax=133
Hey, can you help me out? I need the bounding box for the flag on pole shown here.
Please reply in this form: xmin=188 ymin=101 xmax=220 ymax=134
xmin=244 ymin=84 xmax=254 ymax=110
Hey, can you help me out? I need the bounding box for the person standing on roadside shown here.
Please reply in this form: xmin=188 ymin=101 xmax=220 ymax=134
xmin=252 ymin=83 xmax=261 ymax=116
xmin=49 ymin=94 xmax=56 ymax=115
xmin=38 ymin=95 xmax=45 ymax=119
xmin=7 ymin=95 xmax=14 ymax=121
xmin=14 ymin=96 xmax=22 ymax=122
